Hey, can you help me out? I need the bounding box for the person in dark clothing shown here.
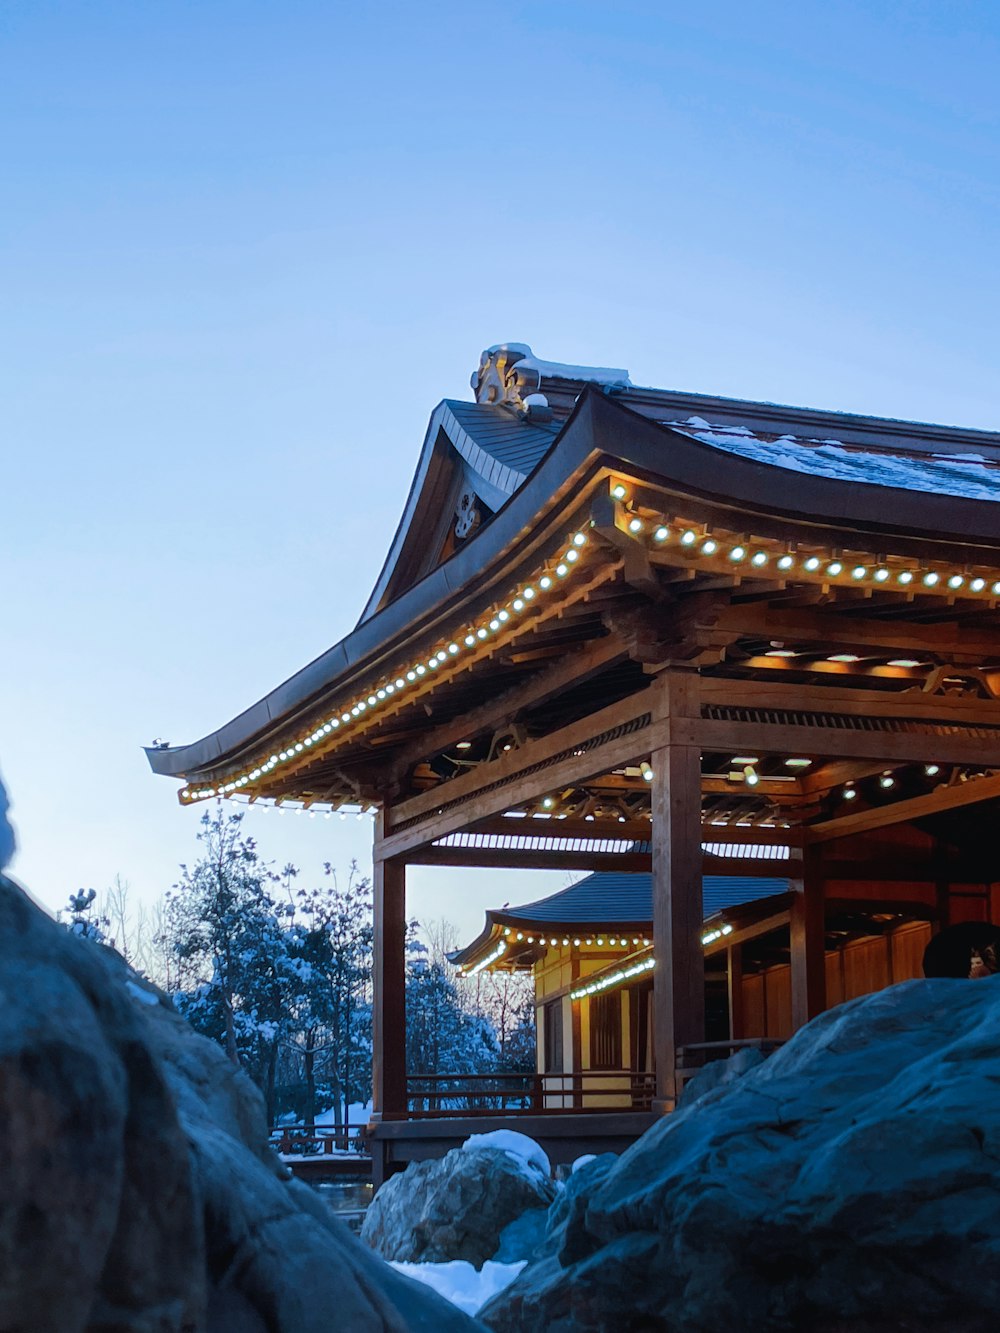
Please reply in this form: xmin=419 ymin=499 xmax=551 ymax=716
xmin=922 ymin=921 xmax=1000 ymax=979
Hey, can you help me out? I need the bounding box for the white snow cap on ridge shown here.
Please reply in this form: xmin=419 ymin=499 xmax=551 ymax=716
xmin=462 ymin=1128 xmax=551 ymax=1177
xmin=0 ymin=769 xmax=15 ymax=872
xmin=673 ymin=417 xmax=1000 ymax=503
xmin=513 ymin=353 xmax=632 ymax=387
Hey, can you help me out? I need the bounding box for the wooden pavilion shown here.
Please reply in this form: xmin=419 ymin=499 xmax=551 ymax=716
xmin=148 ymin=343 xmax=1000 ymax=1184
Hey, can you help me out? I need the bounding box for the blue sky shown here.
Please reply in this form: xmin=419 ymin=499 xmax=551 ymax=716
xmin=2 ymin=1 xmax=999 ymax=944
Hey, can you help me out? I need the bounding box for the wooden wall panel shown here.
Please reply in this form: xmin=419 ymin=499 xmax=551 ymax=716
xmin=742 ymin=975 xmax=765 ymax=1039
xmin=764 ymin=967 xmax=792 ymax=1040
xmin=890 ymin=922 xmax=933 ymax=982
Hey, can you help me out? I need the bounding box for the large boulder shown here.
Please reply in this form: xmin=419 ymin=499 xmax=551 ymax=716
xmin=362 ymin=1142 xmax=557 ymax=1268
xmin=482 ymin=978 xmax=1000 ymax=1332
xmin=0 ymin=868 xmax=477 ymax=1331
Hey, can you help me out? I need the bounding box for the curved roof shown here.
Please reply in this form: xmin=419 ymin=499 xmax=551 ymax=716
xmin=146 ymin=358 xmax=1000 ymax=792
xmin=450 ymin=870 xmax=790 ymax=966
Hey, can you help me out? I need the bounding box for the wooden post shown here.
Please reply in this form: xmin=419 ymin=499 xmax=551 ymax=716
xmin=790 ymin=848 xmax=826 ymax=1029
xmin=727 ymin=943 xmax=744 ymax=1042
xmin=650 ymin=671 xmax=705 ymax=1113
xmin=372 ymin=811 xmax=407 ymax=1124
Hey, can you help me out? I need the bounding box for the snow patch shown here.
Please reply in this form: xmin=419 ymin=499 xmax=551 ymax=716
xmin=669 ymin=418 xmax=1000 ymax=502
xmin=388 ymin=1259 xmax=526 ymax=1316
xmin=571 ymin=1153 xmax=598 ymax=1174
xmin=462 ymin=1129 xmax=551 ymax=1178
xmin=125 ymin=980 xmax=160 ymax=1007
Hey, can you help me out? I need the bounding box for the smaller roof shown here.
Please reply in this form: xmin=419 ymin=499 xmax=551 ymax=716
xmin=451 ymin=870 xmax=789 ymax=967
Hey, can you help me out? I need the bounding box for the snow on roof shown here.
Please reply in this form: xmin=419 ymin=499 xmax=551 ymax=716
xmin=515 ymin=355 xmax=632 ymax=388
xmin=670 ymin=417 xmax=1000 ymax=503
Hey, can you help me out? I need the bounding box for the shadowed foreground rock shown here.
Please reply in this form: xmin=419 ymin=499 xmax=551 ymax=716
xmin=481 ymin=978 xmax=1000 ymax=1332
xmin=0 ymin=871 xmax=477 ymax=1331
xmin=362 ymin=1145 xmax=557 ymax=1267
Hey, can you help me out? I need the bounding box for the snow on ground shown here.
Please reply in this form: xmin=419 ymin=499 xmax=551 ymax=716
xmin=389 ymin=1260 xmax=527 ymax=1317
xmin=670 ymin=416 xmax=1000 ymax=502
xmin=462 ymin=1129 xmax=551 ymax=1178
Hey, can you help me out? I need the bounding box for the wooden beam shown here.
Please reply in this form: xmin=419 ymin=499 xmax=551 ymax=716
xmin=693 ymin=717 xmax=1000 ymax=769
xmin=709 ymin=603 xmax=1000 ymax=660
xmin=808 ymin=772 xmax=1000 ymax=844
xmin=407 ymin=845 xmax=792 ymax=877
xmin=385 ymin=633 xmax=628 ymax=784
xmin=702 ymin=908 xmax=792 ymax=956
xmin=727 ymin=944 xmax=744 ymax=1041
xmin=790 ymin=849 xmax=825 ymax=1027
xmin=650 ymin=672 xmax=705 ymax=1111
xmin=699 ymin=677 xmax=1000 ymax=729
xmin=372 ymin=816 xmax=406 ymax=1132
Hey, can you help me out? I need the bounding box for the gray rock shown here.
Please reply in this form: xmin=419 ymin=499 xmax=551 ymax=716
xmin=491 ymin=1207 xmax=549 ymax=1264
xmin=0 ymin=871 xmax=477 ymax=1331
xmin=676 ymin=1043 xmax=765 ymax=1108
xmin=482 ymin=978 xmax=1000 ymax=1332
xmin=362 ymin=1145 xmax=557 ymax=1268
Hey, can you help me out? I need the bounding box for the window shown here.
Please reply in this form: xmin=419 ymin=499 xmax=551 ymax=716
xmin=543 ymin=999 xmax=564 ymax=1073
xmin=590 ymin=991 xmax=622 ymax=1070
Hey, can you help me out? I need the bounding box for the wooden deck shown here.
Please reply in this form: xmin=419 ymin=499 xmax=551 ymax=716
xmin=366 ymin=1109 xmax=659 ymax=1188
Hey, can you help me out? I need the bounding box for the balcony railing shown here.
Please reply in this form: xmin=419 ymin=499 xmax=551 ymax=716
xmin=270 ymin=1123 xmax=372 ymax=1156
xmin=403 ymin=1070 xmax=656 ymax=1117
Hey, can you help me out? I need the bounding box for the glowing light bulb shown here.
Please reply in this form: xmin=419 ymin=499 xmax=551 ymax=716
xmin=948 ymin=574 xmax=964 ymax=589
xmin=751 ymin=551 xmax=768 ymax=567
xmin=628 ymin=517 xmax=643 ymax=533
xmin=874 ymin=568 xmax=890 ymax=582
xmin=612 ymin=484 xmax=627 ymax=500
xmin=655 ymin=526 xmax=669 ymax=542
xmin=729 ymin=545 xmax=746 ymax=562
xmin=923 ymin=572 xmax=939 ymax=587
xmin=898 ymin=571 xmax=914 ymax=584
xmin=573 ymin=533 xmax=586 ymax=546
xmin=681 ymin=530 xmax=697 ymax=546
xmin=852 ymin=566 xmax=867 ymax=580
xmin=826 ymin=561 xmax=843 ymax=576
xmin=804 ymin=556 xmax=821 ymax=572
xmin=702 ymin=538 xmax=718 ymax=555
xmin=777 ymin=554 xmax=794 ymax=570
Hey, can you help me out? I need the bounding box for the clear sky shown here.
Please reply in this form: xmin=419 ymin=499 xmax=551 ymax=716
xmin=2 ymin=0 xmax=999 ymax=946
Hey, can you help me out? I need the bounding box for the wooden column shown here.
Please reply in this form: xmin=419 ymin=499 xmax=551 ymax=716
xmin=650 ymin=671 xmax=705 ymax=1113
xmin=372 ymin=811 xmax=407 ymax=1124
xmin=727 ymin=943 xmax=744 ymax=1042
xmin=790 ymin=848 xmax=826 ymax=1030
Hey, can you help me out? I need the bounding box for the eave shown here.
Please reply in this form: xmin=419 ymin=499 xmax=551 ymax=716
xmin=146 ymin=390 xmax=1000 ymax=806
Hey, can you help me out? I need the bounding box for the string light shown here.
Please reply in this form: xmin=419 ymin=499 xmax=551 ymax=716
xmin=464 ymin=940 xmax=507 ymax=977
xmin=179 ymin=528 xmax=593 ymax=804
xmin=701 ymin=923 xmax=734 ymax=947
xmin=570 ymin=955 xmax=655 ymax=1000
xmin=180 ymin=504 xmax=1000 ymax=808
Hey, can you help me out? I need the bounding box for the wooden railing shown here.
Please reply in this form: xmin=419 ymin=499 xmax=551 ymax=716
xmin=269 ymin=1123 xmax=372 ymax=1156
xmin=404 ymin=1070 xmax=656 ymax=1117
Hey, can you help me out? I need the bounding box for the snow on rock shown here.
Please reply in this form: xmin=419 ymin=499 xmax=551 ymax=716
xmin=570 ymin=1153 xmax=597 ymax=1174
xmin=462 ymin=1129 xmax=551 ymax=1178
xmin=482 ymin=978 xmax=1000 ymax=1332
xmin=389 ymin=1259 xmax=526 ymax=1317
xmin=0 ymin=865 xmax=475 ymax=1329
xmin=362 ymin=1143 xmax=557 ymax=1268
xmin=670 ymin=416 xmax=1000 ymax=502
xmin=0 ymin=771 xmax=15 ymax=871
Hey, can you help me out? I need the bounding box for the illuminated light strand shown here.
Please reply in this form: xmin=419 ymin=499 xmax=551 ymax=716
xmin=570 ymin=955 xmax=655 ymax=1000
xmin=463 ymin=939 xmax=507 ymax=976
xmin=659 ymin=519 xmax=996 ymax=603
xmin=701 ymin=923 xmax=734 ymax=947
xmin=180 ymin=530 xmax=591 ymax=803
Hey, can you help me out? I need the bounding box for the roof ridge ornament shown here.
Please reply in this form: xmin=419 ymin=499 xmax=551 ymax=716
xmin=472 ymin=343 xmax=632 ymax=408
